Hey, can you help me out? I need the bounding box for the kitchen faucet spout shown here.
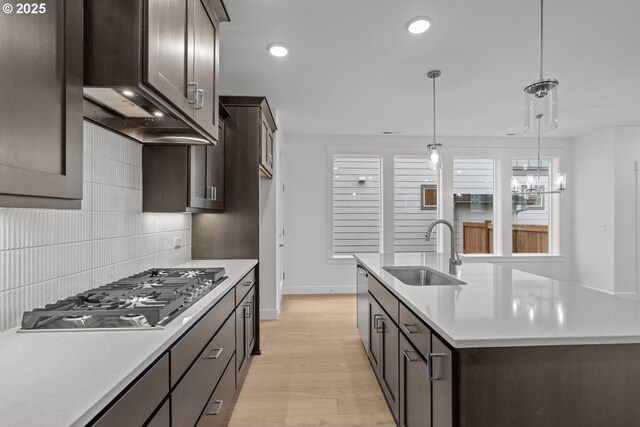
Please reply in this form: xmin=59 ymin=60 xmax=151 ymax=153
xmin=425 ymin=219 xmax=462 ymax=274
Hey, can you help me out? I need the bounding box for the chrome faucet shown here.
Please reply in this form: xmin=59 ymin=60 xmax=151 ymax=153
xmin=425 ymin=219 xmax=462 ymax=274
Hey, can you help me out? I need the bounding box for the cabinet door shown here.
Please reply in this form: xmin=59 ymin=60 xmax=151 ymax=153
xmin=189 ymin=145 xmax=208 ymax=209
xmin=246 ymin=288 xmax=256 ymax=354
xmin=204 ymin=119 xmax=225 ymax=211
xmin=400 ymin=334 xmax=431 ymax=427
xmin=380 ymin=313 xmax=399 ymax=423
xmin=259 ymin=115 xmax=273 ymax=177
xmin=191 ymin=0 xmax=219 ymax=140
xmin=146 ymin=0 xmax=191 ymax=116
xmin=368 ymin=296 xmax=382 ymax=371
xmin=431 ymin=335 xmax=453 ymax=427
xmin=0 ymin=0 xmax=82 ymax=208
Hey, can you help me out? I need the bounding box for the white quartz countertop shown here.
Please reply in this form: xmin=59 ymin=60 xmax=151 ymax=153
xmin=355 ymin=252 xmax=640 ymax=348
xmin=0 ymin=259 xmax=257 ymax=427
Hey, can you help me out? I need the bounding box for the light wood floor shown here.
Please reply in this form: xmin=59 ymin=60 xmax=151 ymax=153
xmin=228 ymin=294 xmax=396 ymax=427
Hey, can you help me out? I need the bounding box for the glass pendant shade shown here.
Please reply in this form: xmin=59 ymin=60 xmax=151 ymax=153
xmin=426 ymin=143 xmax=442 ymax=170
xmin=511 ymin=177 xmax=520 ymax=193
xmin=554 ymin=172 xmax=566 ymax=191
xmin=524 ymin=79 xmax=558 ymax=133
xmin=526 ymin=174 xmax=537 ymax=191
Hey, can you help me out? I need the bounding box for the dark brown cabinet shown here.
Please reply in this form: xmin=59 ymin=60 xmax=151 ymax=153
xmin=142 ymin=111 xmax=226 ymax=212
xmin=236 ymin=285 xmax=256 ymax=385
xmin=259 ymin=112 xmax=275 ymax=178
xmin=146 ymin=0 xmax=220 ymax=139
xmin=399 ymin=334 xmax=430 ymax=427
xmin=369 ymin=295 xmax=399 ymax=424
xmin=0 ymin=0 xmax=83 ymax=209
xmin=84 ymin=0 xmax=227 ymax=145
xmin=219 ymin=96 xmax=277 ymax=180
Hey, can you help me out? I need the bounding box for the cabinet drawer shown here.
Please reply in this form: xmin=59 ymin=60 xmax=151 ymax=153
xmin=368 ymin=274 xmax=398 ymax=325
xmin=197 ymin=354 xmax=237 ymax=427
xmin=399 ymin=303 xmax=431 ymax=357
xmin=93 ymin=354 xmax=169 ymax=427
xmin=171 ymin=288 xmax=235 ymax=387
xmin=235 ymin=268 xmax=256 ymax=306
xmin=172 ymin=312 xmax=236 ymax=427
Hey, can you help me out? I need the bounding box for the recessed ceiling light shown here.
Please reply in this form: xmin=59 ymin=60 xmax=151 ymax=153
xmin=121 ymin=89 xmax=135 ymax=97
xmin=406 ymin=16 xmax=432 ymax=34
xmin=267 ymin=43 xmax=289 ymax=57
xmin=153 ymin=111 xmax=164 ymax=118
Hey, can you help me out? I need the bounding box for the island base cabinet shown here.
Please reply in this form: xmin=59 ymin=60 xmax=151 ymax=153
xmin=399 ymin=334 xmax=431 ymax=427
xmin=197 ymin=354 xmax=237 ymax=427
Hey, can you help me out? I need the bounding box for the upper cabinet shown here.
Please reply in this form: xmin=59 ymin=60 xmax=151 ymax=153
xmin=84 ymin=0 xmax=228 ymax=145
xmin=220 ymin=96 xmax=277 ymax=179
xmin=142 ymin=105 xmax=228 ymax=213
xmin=0 ymin=0 xmax=83 ymax=209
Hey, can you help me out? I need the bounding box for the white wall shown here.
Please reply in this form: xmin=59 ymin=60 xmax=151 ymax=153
xmin=0 ymin=122 xmax=192 ymax=332
xmin=571 ymin=127 xmax=640 ymax=295
xmin=284 ymin=134 xmax=573 ymax=294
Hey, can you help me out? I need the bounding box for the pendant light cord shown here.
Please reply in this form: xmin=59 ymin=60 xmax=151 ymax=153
xmin=432 ymin=74 xmax=436 ymax=145
xmin=539 ymin=0 xmax=544 ymax=80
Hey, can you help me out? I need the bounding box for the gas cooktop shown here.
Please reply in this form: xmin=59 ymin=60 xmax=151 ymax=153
xmin=20 ymin=268 xmax=226 ymax=331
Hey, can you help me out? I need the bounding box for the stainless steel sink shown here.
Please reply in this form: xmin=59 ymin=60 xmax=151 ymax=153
xmin=383 ymin=266 xmax=466 ymax=286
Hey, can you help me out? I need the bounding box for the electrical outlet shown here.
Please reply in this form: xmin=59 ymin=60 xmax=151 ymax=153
xmin=173 ymin=237 xmax=182 ymax=249
xmin=596 ymin=224 xmax=607 ymax=231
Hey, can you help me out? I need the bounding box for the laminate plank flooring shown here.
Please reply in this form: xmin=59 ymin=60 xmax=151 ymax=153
xmin=229 ymin=294 xmax=395 ymax=427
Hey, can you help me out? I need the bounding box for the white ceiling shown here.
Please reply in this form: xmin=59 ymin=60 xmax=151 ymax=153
xmin=218 ymin=0 xmax=640 ymax=138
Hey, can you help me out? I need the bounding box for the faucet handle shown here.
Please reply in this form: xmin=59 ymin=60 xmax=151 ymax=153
xmin=452 ymin=251 xmax=462 ymax=265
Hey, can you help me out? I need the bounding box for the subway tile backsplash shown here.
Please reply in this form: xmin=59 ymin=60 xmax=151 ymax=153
xmin=0 ymin=122 xmax=191 ymax=332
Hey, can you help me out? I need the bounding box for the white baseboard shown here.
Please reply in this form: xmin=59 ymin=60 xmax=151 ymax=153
xmin=284 ymin=285 xmax=355 ymax=294
xmin=260 ymin=308 xmax=279 ymax=320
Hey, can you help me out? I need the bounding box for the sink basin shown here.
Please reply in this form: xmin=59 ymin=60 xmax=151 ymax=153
xmin=383 ymin=266 xmax=466 ymax=286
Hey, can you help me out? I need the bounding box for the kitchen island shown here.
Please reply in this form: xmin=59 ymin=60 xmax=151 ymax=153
xmin=0 ymin=259 xmax=258 ymax=427
xmin=355 ymin=252 xmax=640 ymax=427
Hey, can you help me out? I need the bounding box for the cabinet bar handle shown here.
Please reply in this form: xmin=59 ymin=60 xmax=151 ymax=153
xmin=244 ymin=302 xmax=252 ymax=318
xmin=187 ymin=82 xmax=199 ymax=104
xmin=357 ymin=267 xmax=368 ymax=277
xmin=428 ymin=352 xmax=445 ymax=381
xmin=402 ymin=349 xmax=420 ymax=363
xmin=206 ymin=400 xmax=224 ymax=416
xmin=373 ymin=314 xmax=383 ymax=333
xmin=242 ymin=281 xmax=253 ymax=287
xmin=204 ymin=347 xmax=223 ymax=360
xmin=401 ymin=323 xmax=420 ymax=335
xmin=196 ymin=88 xmax=204 ymax=110
xmin=207 ymin=186 xmax=217 ymax=201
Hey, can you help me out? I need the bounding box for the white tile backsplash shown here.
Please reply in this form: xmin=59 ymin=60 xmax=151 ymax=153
xmin=0 ymin=121 xmax=191 ymax=332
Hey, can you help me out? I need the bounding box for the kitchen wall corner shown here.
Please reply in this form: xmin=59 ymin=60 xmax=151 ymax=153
xmin=0 ymin=121 xmax=191 ymax=332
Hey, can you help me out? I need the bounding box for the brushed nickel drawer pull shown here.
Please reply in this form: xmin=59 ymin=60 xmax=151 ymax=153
xmin=187 ymin=82 xmax=199 ymax=104
xmin=428 ymin=352 xmax=445 ymax=381
xmin=204 ymin=347 xmax=223 ymax=360
xmin=401 ymin=323 xmax=420 ymax=335
xmin=242 ymin=281 xmax=253 ymax=287
xmin=206 ymin=400 xmax=224 ymax=416
xmin=402 ymin=349 xmax=420 ymax=363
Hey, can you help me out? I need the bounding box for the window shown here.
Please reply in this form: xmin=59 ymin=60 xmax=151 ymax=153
xmin=393 ymin=156 xmax=438 ymax=252
xmin=332 ymin=155 xmax=381 ymax=256
xmin=511 ymin=159 xmax=551 ymax=253
xmin=453 ymin=159 xmax=495 ymax=254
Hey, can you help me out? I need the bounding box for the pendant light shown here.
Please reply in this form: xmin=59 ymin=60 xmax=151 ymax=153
xmin=524 ymin=0 xmax=558 ymax=134
xmin=426 ymin=69 xmax=442 ymax=170
xmin=511 ymin=114 xmax=566 ymax=195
